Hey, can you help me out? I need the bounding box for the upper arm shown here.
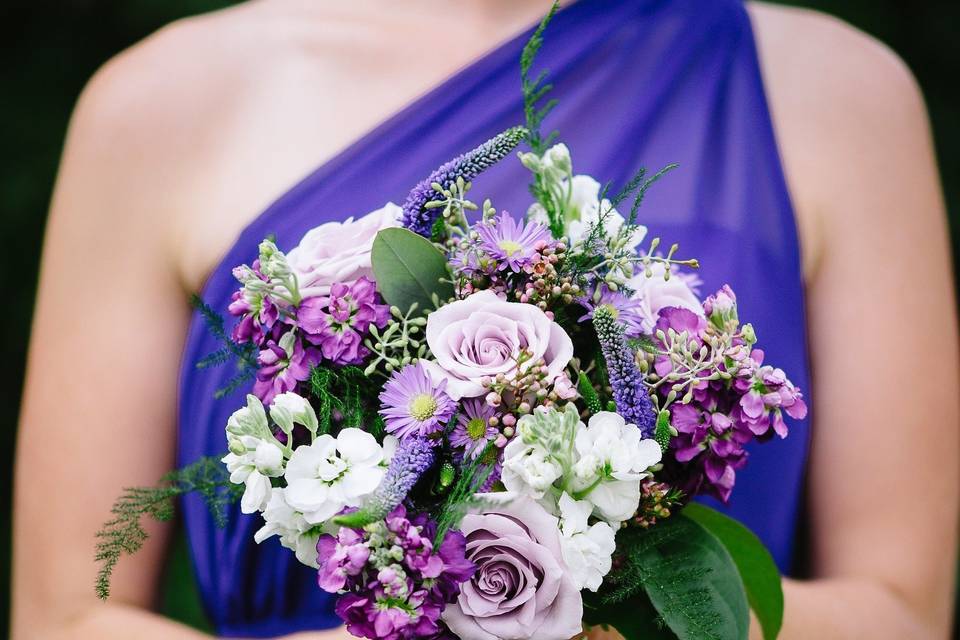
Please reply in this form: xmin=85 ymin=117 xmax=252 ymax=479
xmin=12 ymin=30 xmax=200 ymax=636
xmin=768 ymin=9 xmax=959 ymax=635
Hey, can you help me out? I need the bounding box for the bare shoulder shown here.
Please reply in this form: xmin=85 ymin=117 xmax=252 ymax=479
xmin=72 ymin=1 xmax=402 ymax=152
xmin=62 ymin=2 xmax=388 ymax=287
xmin=748 ymin=2 xmax=924 ymax=116
xmin=746 ymin=2 xmax=934 ymax=276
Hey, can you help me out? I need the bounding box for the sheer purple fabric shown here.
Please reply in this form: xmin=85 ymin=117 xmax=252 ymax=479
xmin=177 ymin=0 xmax=811 ymax=635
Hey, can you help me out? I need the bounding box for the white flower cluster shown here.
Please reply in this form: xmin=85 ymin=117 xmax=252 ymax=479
xmin=221 ymin=393 xmax=396 ymax=568
xmin=500 ymin=404 xmax=662 ymax=591
xmin=521 ymin=143 xmax=647 ymax=251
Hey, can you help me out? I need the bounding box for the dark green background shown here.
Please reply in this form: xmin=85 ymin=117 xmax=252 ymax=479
xmin=2 ymin=1 xmax=957 ymax=636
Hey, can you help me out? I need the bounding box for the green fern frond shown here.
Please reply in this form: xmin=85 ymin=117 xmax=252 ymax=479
xmin=94 ymin=456 xmax=241 ymax=600
xmin=520 ymin=1 xmax=561 ymax=155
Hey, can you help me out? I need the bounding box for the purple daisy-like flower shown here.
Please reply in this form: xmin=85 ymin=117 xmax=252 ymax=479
xmin=379 ymin=363 xmax=456 ymax=439
xmin=448 ymin=398 xmax=498 ymax=458
xmin=578 ymin=282 xmax=646 ymax=338
xmin=475 ymin=211 xmax=551 ymax=272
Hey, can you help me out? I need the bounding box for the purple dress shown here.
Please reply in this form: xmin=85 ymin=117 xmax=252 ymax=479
xmin=177 ymin=0 xmax=811 ymax=635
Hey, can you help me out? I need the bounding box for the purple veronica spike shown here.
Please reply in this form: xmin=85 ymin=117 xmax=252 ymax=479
xmin=592 ymin=305 xmax=657 ymax=436
xmin=578 ymin=282 xmax=646 ymax=338
xmin=333 ymin=436 xmax=436 ymax=528
xmin=401 ymin=126 xmax=527 ymax=237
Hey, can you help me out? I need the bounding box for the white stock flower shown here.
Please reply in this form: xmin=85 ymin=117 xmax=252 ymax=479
xmin=572 ymin=411 xmax=662 ymax=523
xmin=557 ymin=492 xmax=616 ymax=592
xmin=501 ymin=438 xmax=564 ymax=499
xmin=254 ymin=488 xmax=323 ymax=568
xmin=222 ymin=435 xmax=285 ymax=514
xmin=284 ymin=428 xmax=392 ymax=524
xmin=269 ymin=392 xmax=318 ymax=438
xmin=527 ymin=150 xmax=647 ymax=249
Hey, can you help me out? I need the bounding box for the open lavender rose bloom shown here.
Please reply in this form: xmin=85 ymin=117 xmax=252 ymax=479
xmin=441 ymin=495 xmax=583 ymax=640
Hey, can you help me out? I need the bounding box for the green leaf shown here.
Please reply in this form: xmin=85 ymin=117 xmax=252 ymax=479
xmin=683 ymin=503 xmax=783 ymax=640
xmin=371 ymin=227 xmax=454 ymax=314
xmin=611 ymin=515 xmax=749 ymax=640
xmin=583 ymin=589 xmax=676 ymax=639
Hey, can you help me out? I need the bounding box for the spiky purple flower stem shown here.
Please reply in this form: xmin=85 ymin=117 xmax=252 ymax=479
xmin=593 ymin=305 xmax=657 ymax=436
xmin=401 ymin=126 xmax=528 ymax=237
xmin=333 ymin=436 xmax=436 ymax=528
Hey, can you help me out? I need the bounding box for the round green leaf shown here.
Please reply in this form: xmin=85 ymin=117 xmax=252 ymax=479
xmin=683 ymin=503 xmax=784 ymax=640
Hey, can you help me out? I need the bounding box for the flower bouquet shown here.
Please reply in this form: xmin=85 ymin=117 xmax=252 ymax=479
xmin=97 ymin=6 xmax=806 ymax=640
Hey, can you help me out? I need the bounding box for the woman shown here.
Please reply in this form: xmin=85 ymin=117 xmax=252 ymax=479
xmin=12 ymin=0 xmax=958 ymax=638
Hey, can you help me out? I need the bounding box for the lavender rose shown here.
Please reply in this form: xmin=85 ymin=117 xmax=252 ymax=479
xmin=421 ymin=290 xmax=574 ymax=400
xmin=442 ymin=495 xmax=583 ymax=640
xmin=286 ymin=202 xmax=400 ymax=298
xmin=627 ymin=262 xmax=704 ymax=333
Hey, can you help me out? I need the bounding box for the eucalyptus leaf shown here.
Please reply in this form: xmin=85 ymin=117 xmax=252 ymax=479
xmin=683 ymin=503 xmax=783 ymax=640
xmin=370 ymin=228 xmax=454 ymax=314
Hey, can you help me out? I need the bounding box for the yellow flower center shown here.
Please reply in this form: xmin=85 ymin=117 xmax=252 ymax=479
xmin=599 ymin=303 xmax=619 ymax=319
xmin=466 ymin=417 xmax=488 ymax=440
xmin=498 ymin=239 xmax=523 ymax=257
xmin=409 ymin=394 xmax=438 ymax=421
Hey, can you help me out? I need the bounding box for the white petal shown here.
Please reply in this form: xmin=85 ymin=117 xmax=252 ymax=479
xmin=335 ymin=428 xmax=381 ymax=465
xmin=285 ymin=478 xmax=330 ymax=512
xmin=338 ymin=465 xmax=385 ymax=501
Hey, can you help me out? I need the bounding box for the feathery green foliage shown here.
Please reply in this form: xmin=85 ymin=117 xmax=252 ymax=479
xmin=309 ymin=365 xmax=380 ymax=434
xmin=95 ymin=456 xmax=241 ymax=600
xmin=520 ymin=0 xmax=561 ymax=155
xmin=190 ymin=294 xmax=258 ymax=398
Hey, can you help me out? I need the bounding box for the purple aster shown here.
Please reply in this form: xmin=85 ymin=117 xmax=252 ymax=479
xmin=475 ymin=211 xmax=551 ymax=272
xmin=578 ymin=282 xmax=646 ymax=338
xmin=297 ymin=277 xmax=390 ymax=366
xmin=448 ymin=398 xmax=498 ymax=458
xmin=251 ymin=331 xmax=319 ymax=405
xmin=379 ymin=363 xmax=456 ymax=439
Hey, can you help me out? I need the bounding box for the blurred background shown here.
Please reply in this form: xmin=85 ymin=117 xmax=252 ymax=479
xmin=1 ymin=0 xmax=957 ymax=635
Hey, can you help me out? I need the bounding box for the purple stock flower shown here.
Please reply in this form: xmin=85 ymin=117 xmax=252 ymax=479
xmin=475 ymin=211 xmax=551 ymax=273
xmin=379 ymin=364 xmax=456 ymax=439
xmin=251 ymin=331 xmax=318 ymax=405
xmin=317 ymin=506 xmax=475 ymax=640
xmin=578 ymin=282 xmax=646 ymax=338
xmin=298 ymin=277 xmax=390 ymax=366
xmin=653 ymin=290 xmax=808 ymax=502
xmin=448 ymin=398 xmax=498 ymax=458
xmin=228 ymin=261 xmax=281 ymax=344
